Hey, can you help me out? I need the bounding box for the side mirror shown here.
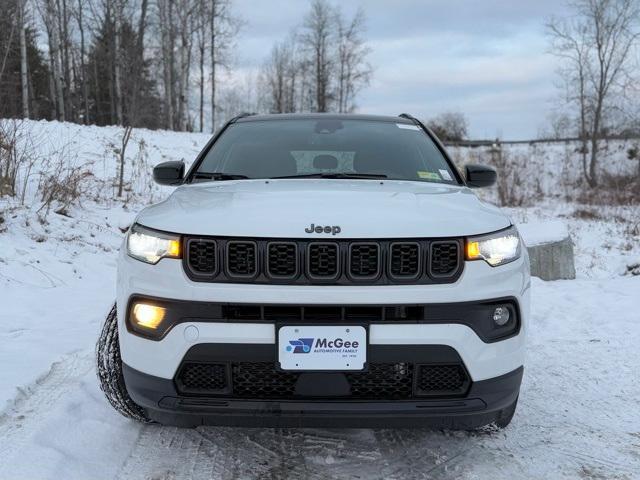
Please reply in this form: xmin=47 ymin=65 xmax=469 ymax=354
xmin=465 ymin=164 xmax=496 ymax=188
xmin=153 ymin=161 xmax=185 ymax=186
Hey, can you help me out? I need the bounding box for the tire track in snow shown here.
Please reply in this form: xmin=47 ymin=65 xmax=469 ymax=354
xmin=120 ymin=424 xmax=486 ymax=480
xmin=0 ymin=351 xmax=94 ymax=463
xmin=371 ymin=429 xmax=475 ymax=479
xmin=116 ymin=426 xmax=321 ymax=480
xmin=115 ymin=426 xmax=240 ymax=480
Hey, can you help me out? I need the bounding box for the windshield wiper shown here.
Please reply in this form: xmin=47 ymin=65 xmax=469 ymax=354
xmin=272 ymin=172 xmax=387 ymax=180
xmin=193 ymin=172 xmax=250 ymax=181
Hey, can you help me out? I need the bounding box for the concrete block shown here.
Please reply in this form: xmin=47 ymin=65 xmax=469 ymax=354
xmin=526 ymin=236 xmax=576 ymax=281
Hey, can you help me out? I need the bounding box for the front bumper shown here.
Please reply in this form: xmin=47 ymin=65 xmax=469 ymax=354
xmin=123 ymin=344 xmax=523 ymax=428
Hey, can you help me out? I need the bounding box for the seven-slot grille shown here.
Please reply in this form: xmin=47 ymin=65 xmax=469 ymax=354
xmin=430 ymin=241 xmax=460 ymax=277
xmin=174 ymin=361 xmax=471 ymax=399
xmin=267 ymin=242 xmax=297 ymax=278
xmin=186 ymin=239 xmax=217 ymax=275
xmin=389 ymin=242 xmax=420 ymax=279
xmin=226 ymin=241 xmax=257 ymax=277
xmin=308 ymin=243 xmax=339 ymax=279
xmin=349 ymin=243 xmax=380 ymax=279
xmin=184 ymin=237 xmax=462 ymax=285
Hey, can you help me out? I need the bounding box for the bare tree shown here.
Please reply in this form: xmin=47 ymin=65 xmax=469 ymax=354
xmin=113 ymin=0 xmax=125 ymax=125
xmin=19 ymin=0 xmax=29 ymax=118
xmin=261 ymin=37 xmax=299 ymax=113
xmin=73 ymin=0 xmax=89 ymax=123
xmin=261 ymin=1 xmax=372 ymax=115
xmin=195 ymin=0 xmax=207 ymax=131
xmin=210 ymin=0 xmax=242 ymax=132
xmin=300 ymin=0 xmax=336 ymax=112
xmin=0 ymin=0 xmax=18 ymax=85
xmin=539 ymin=111 xmax=575 ymax=139
xmin=157 ymin=0 xmax=176 ymax=129
xmin=427 ymin=112 xmax=469 ymax=142
xmin=37 ymin=0 xmax=66 ymax=120
xmin=336 ymin=7 xmax=372 ymax=113
xmin=176 ymin=0 xmax=196 ymax=131
xmin=128 ymin=0 xmax=148 ymax=127
xmin=548 ymin=0 xmax=640 ymax=187
xmin=117 ymin=125 xmax=132 ymax=197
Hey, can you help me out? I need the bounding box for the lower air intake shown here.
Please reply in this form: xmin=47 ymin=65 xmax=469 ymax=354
xmin=175 ymin=362 xmax=470 ymax=399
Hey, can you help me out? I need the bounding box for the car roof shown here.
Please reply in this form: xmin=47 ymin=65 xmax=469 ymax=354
xmin=235 ymin=113 xmax=415 ymax=124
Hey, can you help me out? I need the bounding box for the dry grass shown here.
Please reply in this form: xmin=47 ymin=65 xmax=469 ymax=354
xmin=576 ymin=173 xmax=640 ymax=206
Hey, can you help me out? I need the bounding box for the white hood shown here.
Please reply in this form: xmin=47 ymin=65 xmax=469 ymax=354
xmin=136 ymin=179 xmax=510 ymax=238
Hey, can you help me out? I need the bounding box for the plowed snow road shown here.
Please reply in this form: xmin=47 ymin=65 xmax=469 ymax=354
xmin=2 ymin=276 xmax=639 ymax=480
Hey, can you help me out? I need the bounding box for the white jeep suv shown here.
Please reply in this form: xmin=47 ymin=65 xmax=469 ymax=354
xmin=96 ymin=113 xmax=529 ymax=429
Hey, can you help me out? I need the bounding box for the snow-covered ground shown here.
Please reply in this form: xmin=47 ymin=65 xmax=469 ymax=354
xmin=1 ymin=120 xmax=639 ymax=479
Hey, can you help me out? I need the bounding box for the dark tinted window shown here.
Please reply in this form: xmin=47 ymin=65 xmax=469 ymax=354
xmin=193 ymin=119 xmax=459 ymax=184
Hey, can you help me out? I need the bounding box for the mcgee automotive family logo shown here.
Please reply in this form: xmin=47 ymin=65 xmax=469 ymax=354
xmin=287 ymin=337 xmax=360 ymax=354
xmin=287 ymin=338 xmax=314 ymax=353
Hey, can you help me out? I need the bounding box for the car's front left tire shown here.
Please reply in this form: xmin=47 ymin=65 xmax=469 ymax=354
xmin=96 ymin=303 xmax=150 ymax=423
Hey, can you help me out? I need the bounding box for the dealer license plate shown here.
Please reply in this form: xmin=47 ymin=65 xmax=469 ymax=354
xmin=278 ymin=325 xmax=367 ymax=371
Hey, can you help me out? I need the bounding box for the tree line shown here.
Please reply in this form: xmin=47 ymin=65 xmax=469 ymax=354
xmin=258 ymin=1 xmax=372 ymax=115
xmin=0 ymin=0 xmax=373 ymax=132
xmin=0 ymin=0 xmax=244 ymax=131
xmin=547 ymin=0 xmax=640 ymax=187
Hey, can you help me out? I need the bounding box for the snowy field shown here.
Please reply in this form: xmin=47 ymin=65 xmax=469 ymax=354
xmin=1 ymin=120 xmax=639 ymax=479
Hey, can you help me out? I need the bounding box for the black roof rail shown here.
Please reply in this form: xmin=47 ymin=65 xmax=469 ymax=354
xmin=398 ymin=113 xmax=418 ymax=122
xmin=399 ymin=113 xmax=428 ymax=131
xmin=229 ymin=112 xmax=256 ymax=123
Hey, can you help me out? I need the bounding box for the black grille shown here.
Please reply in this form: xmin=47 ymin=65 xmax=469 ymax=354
xmin=222 ymin=304 xmax=425 ymax=322
xmin=232 ymin=362 xmax=297 ymax=398
xmin=175 ymin=363 xmax=229 ymax=394
xmin=415 ymin=364 xmax=469 ymax=396
xmin=430 ymin=241 xmax=460 ymax=277
xmin=267 ymin=242 xmax=297 ymax=278
xmin=184 ymin=237 xmax=463 ymax=285
xmin=227 ymin=241 xmax=257 ymax=277
xmin=187 ymin=240 xmax=216 ymax=274
xmin=175 ymin=362 xmax=470 ymax=399
xmin=308 ymin=243 xmax=339 ymax=279
xmin=349 ymin=243 xmax=380 ymax=279
xmin=390 ymin=243 xmax=420 ymax=278
xmin=347 ymin=363 xmax=413 ymax=399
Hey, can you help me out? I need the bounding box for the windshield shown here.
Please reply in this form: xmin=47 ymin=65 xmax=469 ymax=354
xmin=192 ymin=119 xmax=460 ymax=185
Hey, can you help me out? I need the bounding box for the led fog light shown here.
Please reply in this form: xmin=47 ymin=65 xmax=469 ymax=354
xmin=492 ymin=306 xmax=511 ymax=326
xmin=132 ymin=303 xmax=166 ymax=330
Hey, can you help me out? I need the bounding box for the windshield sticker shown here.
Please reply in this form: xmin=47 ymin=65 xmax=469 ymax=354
xmin=417 ymin=171 xmax=441 ymax=180
xmin=438 ymin=169 xmax=453 ymax=181
xmin=396 ymin=123 xmax=420 ymax=130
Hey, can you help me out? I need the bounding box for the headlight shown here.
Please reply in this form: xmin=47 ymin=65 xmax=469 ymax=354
xmin=466 ymin=225 xmax=521 ymax=267
xmin=127 ymin=224 xmax=181 ymax=264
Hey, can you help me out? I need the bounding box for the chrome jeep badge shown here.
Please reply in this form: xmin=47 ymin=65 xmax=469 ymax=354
xmin=305 ymin=224 xmax=341 ymax=235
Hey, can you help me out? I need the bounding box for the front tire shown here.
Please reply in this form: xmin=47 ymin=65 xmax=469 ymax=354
xmin=96 ymin=303 xmax=150 ymax=423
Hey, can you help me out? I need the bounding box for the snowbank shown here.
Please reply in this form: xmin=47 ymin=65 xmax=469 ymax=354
xmin=517 ymin=220 xmax=569 ymax=246
xmin=0 ymin=118 xmax=210 ymax=209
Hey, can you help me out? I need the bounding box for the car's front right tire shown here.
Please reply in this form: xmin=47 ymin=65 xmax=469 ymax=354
xmin=96 ymin=303 xmax=150 ymax=423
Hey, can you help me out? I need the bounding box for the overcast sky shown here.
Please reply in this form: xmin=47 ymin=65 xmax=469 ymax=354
xmin=230 ymin=0 xmax=572 ymax=140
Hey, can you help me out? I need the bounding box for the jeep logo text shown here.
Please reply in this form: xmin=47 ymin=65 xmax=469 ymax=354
xmin=305 ymin=223 xmax=341 ymax=235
